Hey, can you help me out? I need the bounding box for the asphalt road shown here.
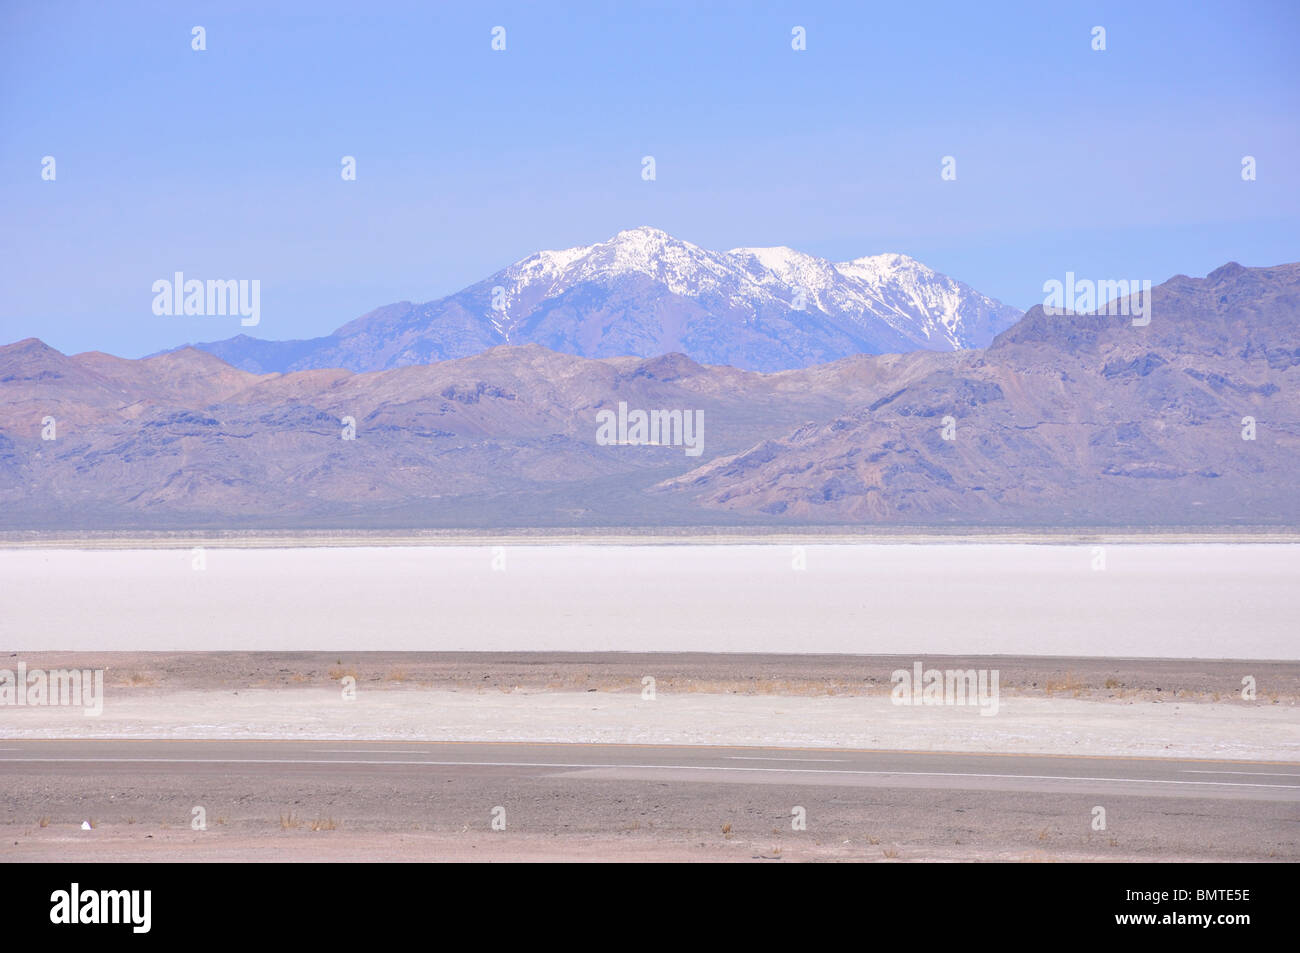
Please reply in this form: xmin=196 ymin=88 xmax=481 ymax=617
xmin=2 ymin=740 xmax=1297 ymax=861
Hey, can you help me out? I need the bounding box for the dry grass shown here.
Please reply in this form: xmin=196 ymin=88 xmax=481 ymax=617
xmin=684 ymin=678 xmax=862 ymax=697
xmin=279 ymin=812 xmax=303 ymax=830
xmin=38 ymin=816 xmax=50 ymax=828
xmin=881 ymin=846 xmax=900 ymax=859
xmin=309 ymin=817 xmax=337 ymax=832
xmin=327 ymin=665 xmax=358 ymax=681
xmin=1044 ymin=673 xmax=1085 ymax=697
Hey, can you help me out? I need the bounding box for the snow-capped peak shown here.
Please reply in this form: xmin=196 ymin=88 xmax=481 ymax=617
xmin=835 ymin=252 xmax=929 ymax=283
xmin=505 ymin=226 xmax=752 ymax=301
xmin=607 ymin=225 xmax=676 ymax=244
xmin=491 ymin=228 xmax=1019 ymax=352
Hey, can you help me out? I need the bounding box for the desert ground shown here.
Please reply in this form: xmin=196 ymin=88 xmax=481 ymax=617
xmin=2 ymin=650 xmax=1297 ymax=862
xmin=2 ymin=542 xmax=1298 ymax=656
xmin=3 ymin=539 xmax=1297 ymax=862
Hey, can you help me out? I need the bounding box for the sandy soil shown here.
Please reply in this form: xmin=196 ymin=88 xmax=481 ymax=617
xmin=12 ymin=650 xmax=1295 ymax=699
xmin=0 ymin=826 xmax=1220 ymax=863
xmin=6 ymin=652 xmax=1296 ymax=862
xmin=3 ymin=652 xmax=1297 ymax=760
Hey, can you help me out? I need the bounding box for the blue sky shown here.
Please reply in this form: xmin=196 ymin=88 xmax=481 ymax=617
xmin=2 ymin=0 xmax=1297 ymax=357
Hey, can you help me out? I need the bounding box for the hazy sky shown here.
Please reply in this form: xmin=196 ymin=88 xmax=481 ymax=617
xmin=2 ymin=0 xmax=1297 ymax=357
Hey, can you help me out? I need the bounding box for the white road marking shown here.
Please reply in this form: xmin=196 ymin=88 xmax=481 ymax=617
xmin=1181 ymin=769 xmax=1300 ymax=778
xmin=1 ymin=757 xmax=1297 ymax=790
xmin=728 ymin=756 xmax=847 ymax=762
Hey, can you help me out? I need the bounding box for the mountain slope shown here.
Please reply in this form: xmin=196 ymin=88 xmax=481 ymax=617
xmin=0 ymin=338 xmax=931 ymax=528
xmin=181 ymin=227 xmax=1021 ymax=374
xmin=4 ymin=261 xmax=1295 ymax=530
xmin=653 ymin=262 xmax=1300 ymax=525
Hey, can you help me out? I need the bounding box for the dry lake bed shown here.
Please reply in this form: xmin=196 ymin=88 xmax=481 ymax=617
xmin=1 ymin=542 xmax=1296 ymax=658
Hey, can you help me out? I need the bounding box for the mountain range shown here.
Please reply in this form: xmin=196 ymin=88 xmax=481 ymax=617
xmin=179 ymin=227 xmax=1023 ymax=374
xmin=1 ymin=259 xmax=1297 ymax=530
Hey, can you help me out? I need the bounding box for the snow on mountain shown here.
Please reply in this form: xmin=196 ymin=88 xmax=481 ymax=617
xmin=183 ymin=226 xmax=1023 ymax=374
xmin=832 ymin=252 xmax=1015 ymax=349
xmin=495 ymin=227 xmax=1018 ymax=351
xmin=490 ymin=227 xmax=757 ymax=340
xmin=727 ymin=244 xmax=1018 ymax=350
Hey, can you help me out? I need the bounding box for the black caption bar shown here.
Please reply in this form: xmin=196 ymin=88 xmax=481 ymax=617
xmin=6 ymin=862 xmax=1284 ymax=940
